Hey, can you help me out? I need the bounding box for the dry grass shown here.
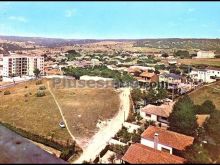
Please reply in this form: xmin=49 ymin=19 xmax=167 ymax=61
xmin=50 ymin=80 xmax=120 ymax=139
xmin=189 ymin=81 xmax=220 ymax=110
xmin=177 ymin=58 xmax=220 ymax=67
xmin=0 ymin=79 xmax=72 ymax=144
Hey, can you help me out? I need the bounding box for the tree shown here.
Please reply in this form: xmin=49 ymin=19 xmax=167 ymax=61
xmin=131 ymin=89 xmax=143 ymax=103
xmin=162 ymin=53 xmax=169 ymax=58
xmin=108 ymin=154 xmax=115 ymax=164
xmin=157 ymin=88 xmax=168 ymax=101
xmin=33 ymin=68 xmax=41 ymax=79
xmin=168 ymin=95 xmax=198 ymax=136
xmin=204 ymin=110 xmax=220 ymax=144
xmin=184 ymin=143 xmax=212 ymax=164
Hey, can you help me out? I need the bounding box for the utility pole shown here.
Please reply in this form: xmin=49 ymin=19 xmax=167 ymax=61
xmin=172 ymin=79 xmax=174 ymax=101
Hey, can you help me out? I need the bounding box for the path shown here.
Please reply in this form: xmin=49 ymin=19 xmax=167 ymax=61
xmin=73 ymin=87 xmax=131 ymax=163
xmin=47 ymin=81 xmax=76 ymax=142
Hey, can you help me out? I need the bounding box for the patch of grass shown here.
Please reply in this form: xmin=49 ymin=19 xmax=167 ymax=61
xmin=50 ymin=80 xmax=120 ymax=139
xmin=189 ymin=81 xmax=220 ymax=110
xmin=0 ymin=79 xmax=73 ymax=146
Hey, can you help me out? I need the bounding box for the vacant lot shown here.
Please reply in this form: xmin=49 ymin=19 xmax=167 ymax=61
xmin=0 ymin=79 xmax=72 ymax=145
xmin=178 ymin=58 xmax=220 ymax=67
xmin=50 ymin=80 xmax=120 ymax=141
xmin=189 ymin=81 xmax=220 ymax=110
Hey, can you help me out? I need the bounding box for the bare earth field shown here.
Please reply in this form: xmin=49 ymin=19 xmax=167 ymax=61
xmin=189 ymin=81 xmax=220 ymax=110
xmin=0 ymin=78 xmax=120 ymax=154
xmin=0 ymin=79 xmax=72 ymax=145
xmin=50 ymin=83 xmax=120 ymax=144
xmin=178 ymin=58 xmax=220 ymax=67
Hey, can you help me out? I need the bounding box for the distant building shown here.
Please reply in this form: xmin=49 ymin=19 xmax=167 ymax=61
xmin=190 ymin=67 xmax=220 ymax=83
xmin=195 ymin=50 xmax=215 ymax=58
xmin=2 ymin=55 xmax=44 ymax=78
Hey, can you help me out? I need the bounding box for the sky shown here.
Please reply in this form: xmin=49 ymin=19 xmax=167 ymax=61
xmin=0 ymin=1 xmax=220 ymax=39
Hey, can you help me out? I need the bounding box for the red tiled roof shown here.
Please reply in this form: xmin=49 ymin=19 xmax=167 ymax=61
xmin=141 ymin=102 xmax=174 ymax=118
xmin=122 ymin=143 xmax=185 ymax=164
xmin=140 ymin=71 xmax=155 ymax=78
xmin=141 ymin=126 xmax=194 ymax=151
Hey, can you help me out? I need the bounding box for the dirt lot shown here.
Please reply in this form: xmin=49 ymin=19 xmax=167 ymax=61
xmin=0 ymin=79 xmax=72 ymax=145
xmin=50 ymin=83 xmax=120 ymax=140
xmin=0 ymin=78 xmax=120 ymax=151
xmin=189 ymin=81 xmax=220 ymax=110
xmin=178 ymin=58 xmax=220 ymax=67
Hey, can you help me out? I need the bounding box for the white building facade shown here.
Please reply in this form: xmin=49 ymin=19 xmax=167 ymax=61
xmin=196 ymin=51 xmax=215 ymax=58
xmin=190 ymin=68 xmax=220 ymax=83
xmin=2 ymin=55 xmax=44 ymax=78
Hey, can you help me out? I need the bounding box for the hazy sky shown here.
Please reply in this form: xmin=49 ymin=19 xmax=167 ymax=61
xmin=0 ymin=1 xmax=220 ymax=39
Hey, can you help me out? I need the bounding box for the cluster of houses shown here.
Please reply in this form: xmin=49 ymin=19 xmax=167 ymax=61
xmin=121 ymin=126 xmax=194 ymax=164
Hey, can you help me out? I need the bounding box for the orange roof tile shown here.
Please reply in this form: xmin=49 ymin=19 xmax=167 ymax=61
xmin=140 ymin=71 xmax=155 ymax=78
xmin=122 ymin=143 xmax=185 ymax=164
xmin=141 ymin=126 xmax=194 ymax=151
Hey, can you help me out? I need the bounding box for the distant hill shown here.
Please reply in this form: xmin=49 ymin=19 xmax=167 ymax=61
xmin=133 ymin=38 xmax=220 ymax=50
xmin=1 ymin=36 xmax=220 ymax=51
xmin=0 ymin=35 xmax=132 ymax=48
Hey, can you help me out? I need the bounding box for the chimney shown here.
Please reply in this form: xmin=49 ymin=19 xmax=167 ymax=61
xmin=154 ymin=133 xmax=159 ymax=150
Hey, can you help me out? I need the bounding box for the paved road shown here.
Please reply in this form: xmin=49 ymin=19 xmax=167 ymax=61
xmin=73 ymin=88 xmax=131 ymax=163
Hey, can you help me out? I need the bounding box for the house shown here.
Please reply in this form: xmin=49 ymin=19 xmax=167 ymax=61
xmin=190 ymin=67 xmax=220 ymax=83
xmin=140 ymin=101 xmax=175 ymax=127
xmin=159 ymin=73 xmax=182 ymax=89
xmin=138 ymin=71 xmax=159 ymax=83
xmin=141 ymin=126 xmax=194 ymax=155
xmin=121 ymin=143 xmax=186 ymax=164
xmin=195 ymin=50 xmax=215 ymax=58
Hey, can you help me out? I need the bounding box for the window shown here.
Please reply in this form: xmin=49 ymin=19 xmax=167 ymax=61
xmin=161 ymin=147 xmax=171 ymax=153
xmin=145 ymin=113 xmax=151 ymax=118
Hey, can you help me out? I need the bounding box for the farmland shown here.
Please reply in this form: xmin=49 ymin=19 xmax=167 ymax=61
xmin=177 ymin=58 xmax=220 ymax=67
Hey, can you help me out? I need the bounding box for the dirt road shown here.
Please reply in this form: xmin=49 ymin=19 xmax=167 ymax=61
xmin=73 ymin=88 xmax=131 ymax=163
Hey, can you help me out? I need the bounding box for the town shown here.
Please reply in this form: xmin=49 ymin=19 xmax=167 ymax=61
xmin=0 ymin=1 xmax=220 ymax=164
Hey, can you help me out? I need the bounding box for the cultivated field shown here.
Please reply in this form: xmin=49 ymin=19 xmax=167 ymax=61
xmin=178 ymin=58 xmax=220 ymax=67
xmin=189 ymin=81 xmax=220 ymax=110
xmin=0 ymin=79 xmax=72 ymax=145
xmin=50 ymin=81 xmax=120 ymax=141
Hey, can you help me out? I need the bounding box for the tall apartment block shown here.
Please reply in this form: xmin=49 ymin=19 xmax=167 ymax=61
xmin=3 ymin=55 xmax=44 ymax=77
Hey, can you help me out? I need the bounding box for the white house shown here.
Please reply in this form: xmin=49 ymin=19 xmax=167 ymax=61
xmin=140 ymin=101 xmax=175 ymax=127
xmin=195 ymin=50 xmax=215 ymax=58
xmin=190 ymin=67 xmax=220 ymax=83
xmin=140 ymin=126 xmax=194 ymax=155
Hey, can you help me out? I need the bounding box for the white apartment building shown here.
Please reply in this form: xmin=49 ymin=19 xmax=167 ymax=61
xmin=195 ymin=50 xmax=215 ymax=58
xmin=2 ymin=55 xmax=44 ymax=78
xmin=190 ymin=67 xmax=220 ymax=83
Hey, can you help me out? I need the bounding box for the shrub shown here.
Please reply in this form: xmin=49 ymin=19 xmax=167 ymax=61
xmin=39 ymin=85 xmax=46 ymax=90
xmin=25 ymin=86 xmax=28 ymax=88
xmin=4 ymin=90 xmax=11 ymax=95
xmin=29 ymin=92 xmax=32 ymax=95
xmin=36 ymin=80 xmax=42 ymax=85
xmin=35 ymin=90 xmax=46 ymax=97
xmin=24 ymin=94 xmax=28 ymax=97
